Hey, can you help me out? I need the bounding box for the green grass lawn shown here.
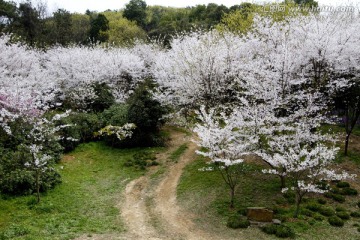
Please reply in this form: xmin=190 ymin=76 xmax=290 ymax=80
xmin=0 ymin=141 xmax=158 ymax=240
xmin=177 ymin=156 xmax=360 ymax=240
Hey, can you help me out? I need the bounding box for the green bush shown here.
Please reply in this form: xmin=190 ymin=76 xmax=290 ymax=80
xmin=335 ymin=206 xmax=347 ymax=212
xmin=0 ymin=148 xmax=61 ymax=195
xmin=124 ymin=151 xmax=158 ymax=170
xmin=275 ymin=225 xmax=295 ymax=238
xmin=87 ymin=82 xmax=115 ymax=112
xmin=317 ymin=198 xmax=327 ymax=205
xmin=313 ymin=214 xmax=325 ymax=221
xmin=262 ymin=224 xmax=295 ymax=238
xmin=56 ymin=112 xmax=103 ymax=152
xmin=261 ymin=224 xmax=278 ymax=234
xmin=331 ymin=194 xmax=345 ymax=203
xmin=105 ymin=81 xmax=168 ymax=148
xmin=336 ymin=181 xmax=350 ymax=188
xmin=283 ymin=191 xmax=295 ymax=204
xmin=358 ymin=227 xmax=360 ymax=232
xmin=357 ymin=200 xmax=360 ymax=208
xmin=318 ymin=206 xmax=335 ymax=217
xmin=340 ymin=187 xmax=358 ymax=196
xmin=324 ymin=192 xmax=333 ymax=198
xmin=226 ymin=215 xmax=250 ymax=229
xmin=301 ymin=208 xmax=314 ymax=217
xmin=350 ymin=211 xmax=360 ymax=218
xmin=336 ymin=211 xmax=350 ymax=220
xmin=306 ymin=203 xmax=321 ymax=212
xmin=328 ymin=216 xmax=344 ymax=227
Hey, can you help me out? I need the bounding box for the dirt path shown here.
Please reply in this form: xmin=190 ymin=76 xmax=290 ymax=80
xmin=119 ymin=129 xmax=216 ymax=240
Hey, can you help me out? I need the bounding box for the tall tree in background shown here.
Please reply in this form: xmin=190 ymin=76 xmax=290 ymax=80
xmin=123 ymin=0 xmax=147 ymax=28
xmin=0 ymin=0 xmax=17 ymax=32
xmin=14 ymin=1 xmax=40 ymax=46
xmin=52 ymin=9 xmax=72 ymax=46
xmin=89 ymin=13 xmax=109 ymax=44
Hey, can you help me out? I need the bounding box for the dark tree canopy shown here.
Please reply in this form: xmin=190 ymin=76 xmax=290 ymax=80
xmin=123 ymin=0 xmax=147 ymax=28
xmin=89 ymin=13 xmax=109 ymax=43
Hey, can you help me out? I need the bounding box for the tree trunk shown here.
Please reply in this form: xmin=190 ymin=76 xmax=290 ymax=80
xmin=345 ymin=133 xmax=350 ymax=156
xmin=294 ymin=193 xmax=302 ymax=218
xmin=36 ymin=170 xmax=40 ymax=203
xmin=280 ymin=175 xmax=286 ymax=189
xmin=230 ymin=187 xmax=235 ymax=209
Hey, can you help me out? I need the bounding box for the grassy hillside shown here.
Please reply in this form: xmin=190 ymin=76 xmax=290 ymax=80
xmin=0 ymin=142 xmax=161 ymax=240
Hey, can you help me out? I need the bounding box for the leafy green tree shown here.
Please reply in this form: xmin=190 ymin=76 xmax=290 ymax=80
xmin=103 ymin=11 xmax=146 ymax=45
xmin=13 ymin=1 xmax=40 ymax=46
xmin=51 ymin=8 xmax=72 ymax=46
xmin=89 ymin=13 xmax=109 ymax=43
xmin=123 ymin=0 xmax=147 ymax=28
xmin=71 ymin=13 xmax=90 ymax=44
xmin=0 ymin=0 xmax=17 ymax=32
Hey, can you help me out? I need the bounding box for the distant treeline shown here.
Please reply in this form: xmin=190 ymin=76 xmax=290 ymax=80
xmin=0 ymin=0 xmax=318 ymax=47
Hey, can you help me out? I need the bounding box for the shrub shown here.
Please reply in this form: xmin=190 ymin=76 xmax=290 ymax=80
xmin=350 ymin=211 xmax=360 ymax=218
xmin=56 ymin=112 xmax=103 ymax=152
xmin=116 ymin=80 xmax=168 ymax=148
xmin=0 ymin=148 xmax=61 ymax=195
xmin=124 ymin=151 xmax=158 ymax=170
xmin=317 ymin=198 xmax=327 ymax=205
xmin=318 ymin=206 xmax=335 ymax=217
xmin=336 ymin=211 xmax=350 ymax=220
xmin=261 ymin=224 xmax=278 ymax=234
xmin=262 ymin=224 xmax=295 ymax=238
xmin=328 ymin=216 xmax=344 ymax=227
xmin=283 ymin=191 xmax=295 ymax=204
xmin=275 ymin=225 xmax=295 ymax=238
xmin=86 ymin=82 xmax=115 ymax=112
xmin=340 ymin=187 xmax=358 ymax=196
xmin=227 ymin=216 xmax=250 ymax=229
xmin=336 ymin=181 xmax=350 ymax=188
xmin=313 ymin=214 xmax=325 ymax=221
xmin=335 ymin=206 xmax=347 ymax=212
xmin=331 ymin=194 xmax=345 ymax=203
xmin=358 ymin=227 xmax=360 ymax=232
xmin=306 ymin=203 xmax=321 ymax=212
xmin=301 ymin=208 xmax=313 ymax=217
xmin=324 ymin=192 xmax=333 ymax=198
xmin=358 ymin=200 xmax=360 ymax=208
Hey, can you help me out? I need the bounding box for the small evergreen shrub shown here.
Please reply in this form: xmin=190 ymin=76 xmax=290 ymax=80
xmin=261 ymin=224 xmax=278 ymax=234
xmin=301 ymin=208 xmax=313 ymax=217
xmin=275 ymin=225 xmax=295 ymax=238
xmin=226 ymin=216 xmax=250 ymax=229
xmin=335 ymin=206 xmax=347 ymax=212
xmin=328 ymin=216 xmax=344 ymax=227
xmin=340 ymin=187 xmax=358 ymax=196
xmin=324 ymin=192 xmax=333 ymax=198
xmin=314 ymin=214 xmax=325 ymax=221
xmin=124 ymin=151 xmax=158 ymax=170
xmin=317 ymin=198 xmax=327 ymax=205
xmin=350 ymin=211 xmax=360 ymax=218
xmin=336 ymin=182 xmax=350 ymax=188
xmin=262 ymin=224 xmax=295 ymax=238
xmin=336 ymin=211 xmax=350 ymax=220
xmin=306 ymin=203 xmax=321 ymax=212
xmin=318 ymin=206 xmax=335 ymax=217
xmin=331 ymin=194 xmax=345 ymax=203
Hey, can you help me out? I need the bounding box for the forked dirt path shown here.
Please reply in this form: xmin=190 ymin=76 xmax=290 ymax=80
xmin=120 ymin=129 xmax=216 ymax=240
xmin=76 ymin=128 xmax=219 ymax=240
